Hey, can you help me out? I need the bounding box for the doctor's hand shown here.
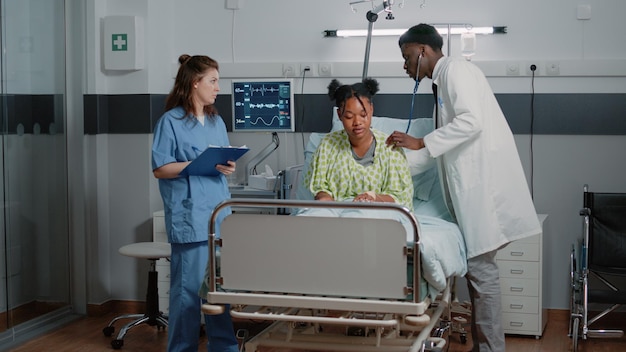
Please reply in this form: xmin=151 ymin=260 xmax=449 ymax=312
xmin=386 ymin=131 xmax=425 ymax=151
xmin=216 ymin=160 xmax=236 ymax=176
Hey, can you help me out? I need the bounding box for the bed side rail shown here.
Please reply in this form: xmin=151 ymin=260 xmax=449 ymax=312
xmin=207 ymin=199 xmax=421 ymax=302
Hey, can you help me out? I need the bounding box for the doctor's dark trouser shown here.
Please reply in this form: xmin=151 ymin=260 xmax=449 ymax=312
xmin=168 ymin=242 xmax=238 ymax=352
xmin=465 ymin=250 xmax=505 ymax=352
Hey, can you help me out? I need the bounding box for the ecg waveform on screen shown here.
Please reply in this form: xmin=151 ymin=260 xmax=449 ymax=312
xmin=233 ymin=83 xmax=280 ymax=96
xmin=248 ymin=115 xmax=290 ymax=127
xmin=234 ymin=102 xmax=282 ymax=109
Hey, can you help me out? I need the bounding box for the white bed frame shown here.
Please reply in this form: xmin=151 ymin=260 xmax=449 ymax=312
xmin=203 ymin=198 xmax=452 ymax=352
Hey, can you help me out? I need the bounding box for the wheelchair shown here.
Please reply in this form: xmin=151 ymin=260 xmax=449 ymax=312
xmin=569 ymin=184 xmax=626 ymax=351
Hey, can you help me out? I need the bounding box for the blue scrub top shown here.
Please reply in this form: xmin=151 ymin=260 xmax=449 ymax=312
xmin=152 ymin=106 xmax=232 ymax=243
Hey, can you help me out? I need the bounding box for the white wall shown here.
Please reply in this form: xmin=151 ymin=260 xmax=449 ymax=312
xmin=81 ymin=0 xmax=626 ymax=308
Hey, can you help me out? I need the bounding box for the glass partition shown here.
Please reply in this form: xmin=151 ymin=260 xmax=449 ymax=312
xmin=0 ymin=0 xmax=69 ymax=332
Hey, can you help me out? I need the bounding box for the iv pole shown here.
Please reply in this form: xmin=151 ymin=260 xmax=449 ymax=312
xmin=360 ymin=0 xmax=395 ymax=79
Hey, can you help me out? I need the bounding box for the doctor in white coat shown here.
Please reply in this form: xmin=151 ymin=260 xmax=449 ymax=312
xmin=387 ymin=24 xmax=541 ymax=352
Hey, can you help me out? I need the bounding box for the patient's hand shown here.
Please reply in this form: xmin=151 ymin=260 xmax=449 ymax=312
xmin=354 ymin=192 xmax=394 ymax=203
xmin=386 ymin=131 xmax=425 ymax=150
xmin=314 ymin=191 xmax=334 ymax=201
xmin=354 ymin=192 xmax=376 ymax=203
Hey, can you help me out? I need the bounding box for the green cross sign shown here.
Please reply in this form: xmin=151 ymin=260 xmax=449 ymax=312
xmin=112 ymin=34 xmax=128 ymax=51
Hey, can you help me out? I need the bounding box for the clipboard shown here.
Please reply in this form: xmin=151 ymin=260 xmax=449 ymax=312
xmin=179 ymin=146 xmax=249 ymax=177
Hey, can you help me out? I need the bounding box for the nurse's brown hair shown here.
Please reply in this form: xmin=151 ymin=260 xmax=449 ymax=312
xmin=166 ymin=54 xmax=219 ymax=118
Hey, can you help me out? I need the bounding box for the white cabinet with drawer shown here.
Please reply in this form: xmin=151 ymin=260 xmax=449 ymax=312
xmin=496 ymin=214 xmax=548 ymax=338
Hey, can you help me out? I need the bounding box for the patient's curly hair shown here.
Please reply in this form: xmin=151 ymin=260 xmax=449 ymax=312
xmin=328 ymin=78 xmax=379 ymax=116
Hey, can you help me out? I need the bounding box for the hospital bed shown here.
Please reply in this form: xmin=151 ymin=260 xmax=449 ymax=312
xmin=201 ymin=115 xmax=467 ymax=351
xmin=203 ymin=198 xmax=466 ymax=352
xmin=569 ymin=184 xmax=626 ymax=351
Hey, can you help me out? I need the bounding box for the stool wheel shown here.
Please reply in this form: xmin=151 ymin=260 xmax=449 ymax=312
xmin=103 ymin=326 xmax=115 ymax=337
xmin=111 ymin=339 xmax=124 ymax=349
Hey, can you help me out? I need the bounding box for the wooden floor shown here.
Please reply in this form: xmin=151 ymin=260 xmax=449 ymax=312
xmin=7 ymin=310 xmax=626 ymax=352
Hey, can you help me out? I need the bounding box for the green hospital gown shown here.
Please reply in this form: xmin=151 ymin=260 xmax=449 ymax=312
xmin=306 ymin=128 xmax=414 ymax=210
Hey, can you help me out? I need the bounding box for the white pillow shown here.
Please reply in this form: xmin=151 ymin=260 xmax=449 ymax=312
xmin=295 ymin=133 xmax=326 ymax=201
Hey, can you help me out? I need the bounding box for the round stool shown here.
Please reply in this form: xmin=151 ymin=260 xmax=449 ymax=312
xmin=118 ymin=241 xmax=171 ymax=259
xmin=103 ymin=242 xmax=171 ymax=350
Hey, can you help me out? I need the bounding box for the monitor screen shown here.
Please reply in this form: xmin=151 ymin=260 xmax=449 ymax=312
xmin=232 ymin=79 xmax=295 ymax=132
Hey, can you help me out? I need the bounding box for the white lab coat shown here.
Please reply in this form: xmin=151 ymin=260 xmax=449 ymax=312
xmin=409 ymin=57 xmax=541 ymax=259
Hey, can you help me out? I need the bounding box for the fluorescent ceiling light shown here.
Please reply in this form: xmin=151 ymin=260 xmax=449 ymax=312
xmin=335 ymin=28 xmax=406 ymax=37
xmin=324 ymin=26 xmax=507 ymax=38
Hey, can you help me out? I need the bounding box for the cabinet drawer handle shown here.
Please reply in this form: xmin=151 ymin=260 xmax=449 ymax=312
xmin=510 ymin=269 xmax=524 ymax=275
xmin=510 ymin=286 xmax=524 ymax=292
xmin=509 ymin=304 xmax=524 ymax=310
xmin=509 ymin=321 xmax=524 ymax=327
xmin=510 ymin=251 xmax=524 ymax=256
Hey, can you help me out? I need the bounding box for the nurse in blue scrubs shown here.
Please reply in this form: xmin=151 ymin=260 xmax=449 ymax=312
xmin=152 ymin=54 xmax=238 ymax=352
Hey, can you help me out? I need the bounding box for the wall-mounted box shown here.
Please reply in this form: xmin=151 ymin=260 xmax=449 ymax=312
xmin=103 ymin=16 xmax=144 ymax=70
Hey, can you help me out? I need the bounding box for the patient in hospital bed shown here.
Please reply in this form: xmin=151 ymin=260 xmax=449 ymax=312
xmin=294 ymin=79 xmax=466 ymax=299
xmin=303 ymin=77 xmax=414 ymax=209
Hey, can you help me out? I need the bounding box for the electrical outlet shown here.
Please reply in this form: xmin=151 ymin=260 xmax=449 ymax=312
xmin=282 ymin=63 xmax=296 ymax=77
xmin=545 ymin=61 xmax=560 ymax=75
xmin=526 ymin=63 xmax=540 ymax=76
xmin=505 ymin=63 xmax=520 ymax=76
xmin=318 ymin=63 xmax=333 ymax=77
xmin=300 ymin=62 xmax=316 ymax=76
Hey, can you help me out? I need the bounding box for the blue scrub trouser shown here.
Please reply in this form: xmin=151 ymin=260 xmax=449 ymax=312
xmin=465 ymin=250 xmax=506 ymax=352
xmin=168 ymin=242 xmax=238 ymax=352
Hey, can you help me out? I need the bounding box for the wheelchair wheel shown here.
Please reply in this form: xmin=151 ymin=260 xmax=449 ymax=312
xmin=572 ymin=316 xmax=580 ymax=352
xmin=568 ymin=246 xmax=579 ymax=337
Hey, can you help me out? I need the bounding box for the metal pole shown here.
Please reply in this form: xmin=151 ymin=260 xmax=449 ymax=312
xmin=362 ymin=11 xmax=378 ymax=80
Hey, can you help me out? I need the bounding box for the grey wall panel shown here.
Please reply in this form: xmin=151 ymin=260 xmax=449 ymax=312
xmin=83 ymin=93 xmax=626 ymax=135
xmin=535 ymin=94 xmax=626 ymax=135
xmin=2 ymin=94 xmax=59 ymax=134
xmin=149 ymin=94 xmax=166 ymax=131
xmin=106 ymin=95 xmax=153 ymax=134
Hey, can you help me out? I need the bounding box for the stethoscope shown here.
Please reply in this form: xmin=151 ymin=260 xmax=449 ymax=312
xmin=405 ymin=52 xmax=423 ymax=134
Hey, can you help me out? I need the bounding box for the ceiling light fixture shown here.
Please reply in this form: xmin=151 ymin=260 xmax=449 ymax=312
xmin=323 ymin=26 xmax=507 ymax=38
